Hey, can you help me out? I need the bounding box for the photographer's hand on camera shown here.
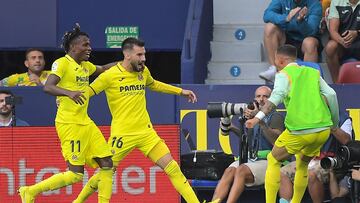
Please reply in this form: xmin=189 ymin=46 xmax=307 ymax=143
xmin=244 ymin=101 xmax=260 ymax=119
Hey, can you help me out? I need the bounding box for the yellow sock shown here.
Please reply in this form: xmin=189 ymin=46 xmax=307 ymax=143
xmin=291 ymin=157 xmax=309 ymax=203
xmin=29 ymin=171 xmax=83 ymax=196
xmin=164 ymin=160 xmax=199 ymax=203
xmin=265 ymin=152 xmax=281 ymax=203
xmin=97 ymin=168 xmax=113 ymax=203
xmin=74 ymin=172 xmax=100 ymax=203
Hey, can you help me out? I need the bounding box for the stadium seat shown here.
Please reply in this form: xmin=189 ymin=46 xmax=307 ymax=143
xmin=337 ymin=61 xmax=360 ymax=83
xmin=296 ymin=60 xmax=324 ymax=78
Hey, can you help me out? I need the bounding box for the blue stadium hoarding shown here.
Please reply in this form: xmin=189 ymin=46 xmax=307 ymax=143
xmin=5 ymin=84 xmax=360 ymax=157
xmin=178 ymin=85 xmax=360 ymax=156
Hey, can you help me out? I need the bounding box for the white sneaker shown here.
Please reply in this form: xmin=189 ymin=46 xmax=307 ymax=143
xmin=259 ymin=65 xmax=277 ymax=82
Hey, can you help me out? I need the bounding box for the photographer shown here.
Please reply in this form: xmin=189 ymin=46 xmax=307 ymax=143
xmin=210 ymin=86 xmax=285 ymax=203
xmin=279 ymin=112 xmax=353 ymax=203
xmin=0 ymin=90 xmax=29 ymax=127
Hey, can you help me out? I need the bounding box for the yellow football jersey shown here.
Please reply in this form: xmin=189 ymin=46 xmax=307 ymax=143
xmin=89 ymin=63 xmax=182 ymax=135
xmin=51 ymin=55 xmax=96 ymax=124
xmin=0 ymin=71 xmax=50 ymax=86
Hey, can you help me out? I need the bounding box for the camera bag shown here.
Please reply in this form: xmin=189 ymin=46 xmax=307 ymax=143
xmin=180 ymin=150 xmax=235 ymax=180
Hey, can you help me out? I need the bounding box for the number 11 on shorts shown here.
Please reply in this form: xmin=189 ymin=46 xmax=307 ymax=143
xmin=70 ymin=140 xmax=80 ymax=152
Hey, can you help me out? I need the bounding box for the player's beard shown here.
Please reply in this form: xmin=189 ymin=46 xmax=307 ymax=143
xmin=131 ymin=61 xmax=145 ymax=72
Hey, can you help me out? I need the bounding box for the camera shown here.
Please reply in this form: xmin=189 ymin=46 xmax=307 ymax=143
xmin=5 ymin=96 xmax=22 ymax=106
xmin=321 ymin=140 xmax=360 ymax=170
xmin=207 ymin=101 xmax=259 ymax=118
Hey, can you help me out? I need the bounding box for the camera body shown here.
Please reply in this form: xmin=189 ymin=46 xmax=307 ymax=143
xmin=321 ymin=140 xmax=360 ymax=170
xmin=207 ymin=101 xmax=259 ymax=118
xmin=4 ymin=96 xmax=22 ymax=106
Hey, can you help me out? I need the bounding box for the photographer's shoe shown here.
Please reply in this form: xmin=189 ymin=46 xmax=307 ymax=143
xmin=18 ymin=186 xmax=35 ymax=203
xmin=259 ymin=65 xmax=276 ymax=83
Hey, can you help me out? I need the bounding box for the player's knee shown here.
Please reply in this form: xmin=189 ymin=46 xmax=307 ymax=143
xmin=66 ymin=171 xmax=84 ymax=184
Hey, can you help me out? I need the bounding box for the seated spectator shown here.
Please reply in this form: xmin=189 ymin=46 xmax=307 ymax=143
xmin=0 ymin=90 xmax=29 ymax=127
xmin=261 ymin=0 xmax=322 ymax=82
xmin=0 ymin=48 xmax=50 ymax=86
xmin=279 ymin=112 xmax=353 ymax=203
xmin=325 ymin=0 xmax=360 ymax=82
xmin=210 ymin=86 xmax=285 ymax=203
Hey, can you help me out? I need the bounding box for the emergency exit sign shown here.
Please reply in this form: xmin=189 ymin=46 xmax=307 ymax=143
xmin=105 ymin=26 xmax=139 ymax=48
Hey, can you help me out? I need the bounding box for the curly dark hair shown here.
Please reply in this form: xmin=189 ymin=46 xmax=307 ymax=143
xmin=61 ymin=23 xmax=89 ymax=53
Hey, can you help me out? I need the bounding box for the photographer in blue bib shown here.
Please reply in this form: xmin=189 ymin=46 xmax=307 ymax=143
xmin=209 ymin=86 xmax=285 ymax=203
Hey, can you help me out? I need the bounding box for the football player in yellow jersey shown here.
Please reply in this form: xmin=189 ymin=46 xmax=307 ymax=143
xmin=0 ymin=48 xmax=50 ymax=86
xmin=73 ymin=37 xmax=200 ymax=203
xmin=18 ymin=24 xmax=115 ymax=203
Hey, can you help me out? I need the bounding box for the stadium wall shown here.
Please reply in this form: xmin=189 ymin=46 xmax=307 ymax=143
xmin=0 ymin=0 xmax=190 ymax=50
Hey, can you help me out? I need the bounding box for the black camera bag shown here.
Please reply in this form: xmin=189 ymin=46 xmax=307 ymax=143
xmin=181 ymin=150 xmax=235 ymax=180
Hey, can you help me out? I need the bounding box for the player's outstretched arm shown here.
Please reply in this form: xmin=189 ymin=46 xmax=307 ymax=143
xmin=93 ymin=61 xmax=119 ymax=76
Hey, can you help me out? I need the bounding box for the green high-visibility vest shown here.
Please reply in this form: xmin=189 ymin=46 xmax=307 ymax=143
xmin=281 ymin=64 xmax=333 ymax=131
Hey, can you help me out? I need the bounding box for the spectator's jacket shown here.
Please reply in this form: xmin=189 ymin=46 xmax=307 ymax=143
xmin=263 ymin=0 xmax=322 ymax=41
xmin=0 ymin=117 xmax=29 ymax=127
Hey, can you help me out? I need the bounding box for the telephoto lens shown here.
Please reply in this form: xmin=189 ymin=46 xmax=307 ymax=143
xmin=219 ymin=117 xmax=231 ymax=135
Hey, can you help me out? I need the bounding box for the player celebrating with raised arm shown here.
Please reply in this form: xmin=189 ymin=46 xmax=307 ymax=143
xmin=18 ymin=24 xmax=115 ymax=203
xmin=246 ymin=44 xmax=339 ymax=203
xmin=73 ymin=37 xmax=200 ymax=203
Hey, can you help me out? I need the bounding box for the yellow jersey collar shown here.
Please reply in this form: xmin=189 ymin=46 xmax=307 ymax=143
xmin=116 ymin=62 xmax=126 ymax=72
